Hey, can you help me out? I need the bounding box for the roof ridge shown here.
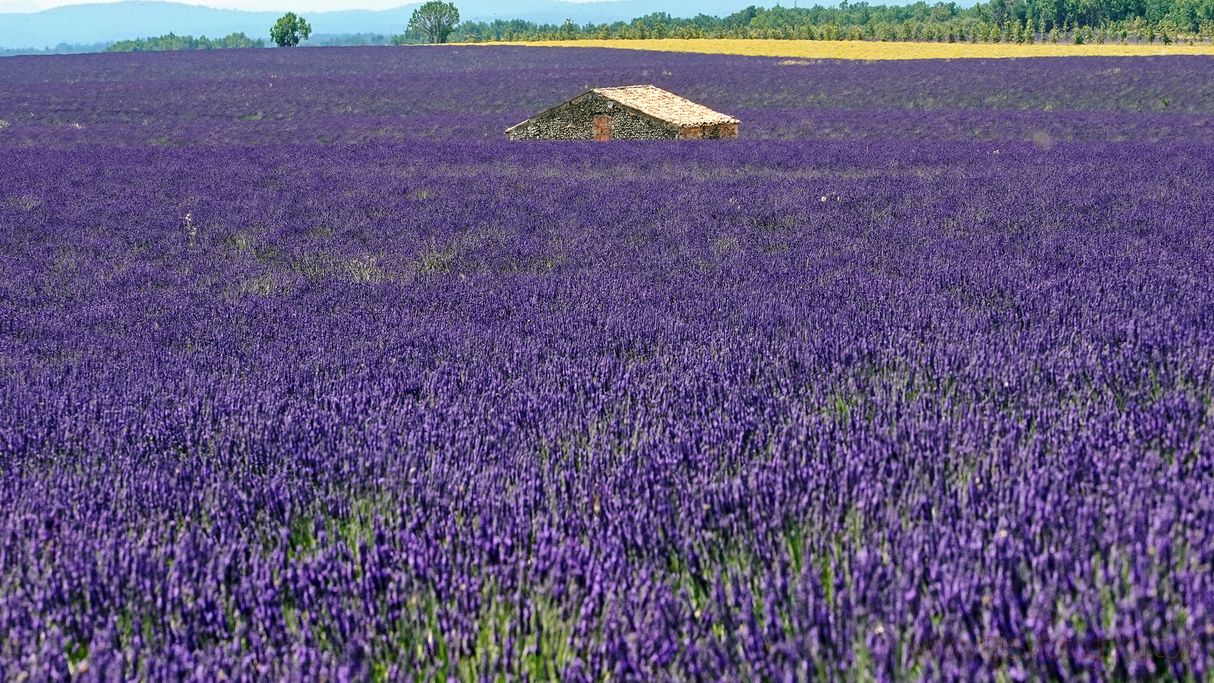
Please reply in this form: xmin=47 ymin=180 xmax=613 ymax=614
xmin=593 ymin=83 xmax=659 ymax=90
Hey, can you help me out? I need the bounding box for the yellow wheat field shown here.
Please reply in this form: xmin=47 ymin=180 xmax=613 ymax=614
xmin=486 ymin=38 xmax=1214 ymax=60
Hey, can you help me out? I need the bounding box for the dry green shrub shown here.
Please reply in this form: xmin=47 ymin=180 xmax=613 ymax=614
xmin=7 ymin=196 xmax=41 ymax=211
xmin=346 ymin=255 xmax=389 ymax=283
xmin=238 ymin=273 xmax=278 ymax=296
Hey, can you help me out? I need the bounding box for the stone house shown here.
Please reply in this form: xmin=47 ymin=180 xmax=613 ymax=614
xmin=506 ymin=85 xmax=739 ymax=141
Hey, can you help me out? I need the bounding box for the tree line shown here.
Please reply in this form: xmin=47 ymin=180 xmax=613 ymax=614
xmin=107 ymin=33 xmax=264 ymax=52
xmin=457 ymin=0 xmax=1214 ymax=44
xmin=86 ymin=0 xmax=1214 ymax=54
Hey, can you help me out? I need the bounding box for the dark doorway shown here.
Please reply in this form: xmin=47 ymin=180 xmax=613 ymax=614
xmin=593 ymin=115 xmax=612 ymax=141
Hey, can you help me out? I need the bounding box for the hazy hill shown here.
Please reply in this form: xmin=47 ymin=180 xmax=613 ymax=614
xmin=0 ymin=0 xmax=777 ymax=49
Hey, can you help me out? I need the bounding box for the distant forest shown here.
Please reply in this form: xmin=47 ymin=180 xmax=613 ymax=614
xmin=458 ymin=1 xmax=1214 ymax=43
xmin=108 ymin=33 xmax=264 ymax=52
xmin=7 ymin=0 xmax=1213 ymax=56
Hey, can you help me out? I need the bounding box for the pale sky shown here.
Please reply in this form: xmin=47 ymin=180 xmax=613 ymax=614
xmin=0 ymin=0 xmax=603 ymax=11
xmin=2 ymin=0 xmax=406 ymax=10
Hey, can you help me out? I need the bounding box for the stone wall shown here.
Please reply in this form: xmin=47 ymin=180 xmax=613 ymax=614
xmin=507 ymin=92 xmax=679 ymax=141
xmin=679 ymin=123 xmax=739 ymax=140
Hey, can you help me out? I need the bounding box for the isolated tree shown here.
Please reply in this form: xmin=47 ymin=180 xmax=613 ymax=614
xmin=408 ymin=1 xmax=460 ymax=44
xmin=270 ymin=13 xmax=312 ymax=47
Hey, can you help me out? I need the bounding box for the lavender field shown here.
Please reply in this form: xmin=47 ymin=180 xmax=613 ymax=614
xmin=1 ymin=47 xmax=1213 ymax=679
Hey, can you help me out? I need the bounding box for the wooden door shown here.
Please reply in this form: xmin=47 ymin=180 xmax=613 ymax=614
xmin=593 ymin=115 xmax=612 ymax=141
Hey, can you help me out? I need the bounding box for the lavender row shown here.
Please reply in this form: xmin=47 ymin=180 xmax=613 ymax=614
xmin=2 ymin=131 xmax=1212 ymax=678
xmin=1 ymin=47 xmax=1212 ymax=146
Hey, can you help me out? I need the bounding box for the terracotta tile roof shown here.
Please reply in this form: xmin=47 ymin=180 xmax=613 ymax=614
xmin=593 ymin=85 xmax=739 ymax=127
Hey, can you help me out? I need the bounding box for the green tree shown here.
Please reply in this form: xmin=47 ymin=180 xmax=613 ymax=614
xmin=408 ymin=1 xmax=461 ymax=43
xmin=270 ymin=12 xmax=312 ymax=47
